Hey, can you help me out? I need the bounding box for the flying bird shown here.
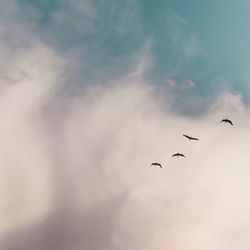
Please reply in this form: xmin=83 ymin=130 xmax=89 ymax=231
xmin=172 ymin=153 xmax=185 ymax=158
xmin=183 ymin=134 xmax=199 ymax=141
xmin=220 ymin=118 xmax=233 ymax=126
xmin=150 ymin=162 xmax=163 ymax=168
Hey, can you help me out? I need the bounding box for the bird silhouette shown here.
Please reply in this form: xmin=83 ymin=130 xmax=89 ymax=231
xmin=220 ymin=118 xmax=233 ymax=126
xmin=150 ymin=162 xmax=163 ymax=168
xmin=183 ymin=134 xmax=199 ymax=141
xmin=172 ymin=153 xmax=185 ymax=158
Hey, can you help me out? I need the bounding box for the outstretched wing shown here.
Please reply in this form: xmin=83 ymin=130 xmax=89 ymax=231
xmin=191 ymin=137 xmax=199 ymax=141
xmin=183 ymin=134 xmax=191 ymax=140
xmin=183 ymin=134 xmax=199 ymax=141
xmin=172 ymin=153 xmax=186 ymax=158
xmin=220 ymin=119 xmax=233 ymax=126
xmin=150 ymin=162 xmax=162 ymax=168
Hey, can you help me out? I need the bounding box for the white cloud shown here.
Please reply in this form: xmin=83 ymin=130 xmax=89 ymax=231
xmin=0 ymin=43 xmax=250 ymax=249
xmin=0 ymin=22 xmax=67 ymax=236
xmin=166 ymin=78 xmax=176 ymax=87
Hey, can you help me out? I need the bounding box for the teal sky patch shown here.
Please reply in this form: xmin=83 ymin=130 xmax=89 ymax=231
xmin=18 ymin=0 xmax=250 ymax=104
xmin=139 ymin=0 xmax=250 ymax=97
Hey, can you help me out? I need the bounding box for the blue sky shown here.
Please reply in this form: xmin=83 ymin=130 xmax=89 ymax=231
xmin=140 ymin=0 xmax=250 ymax=94
xmin=15 ymin=0 xmax=250 ymax=105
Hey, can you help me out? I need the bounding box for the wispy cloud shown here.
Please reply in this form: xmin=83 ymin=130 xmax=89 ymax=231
xmin=164 ymin=79 xmax=196 ymax=89
xmin=22 ymin=21 xmax=37 ymax=28
xmin=0 ymin=41 xmax=250 ymax=249
xmin=181 ymin=80 xmax=196 ymax=89
xmin=188 ymin=80 xmax=196 ymax=87
xmin=165 ymin=78 xmax=177 ymax=87
xmin=166 ymin=10 xmax=201 ymax=62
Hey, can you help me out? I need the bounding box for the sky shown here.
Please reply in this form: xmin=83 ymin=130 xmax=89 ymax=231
xmin=16 ymin=0 xmax=250 ymax=103
xmin=1 ymin=0 xmax=250 ymax=249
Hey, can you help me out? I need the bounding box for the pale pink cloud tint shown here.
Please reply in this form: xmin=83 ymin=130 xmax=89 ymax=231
xmin=23 ymin=21 xmax=37 ymax=28
xmin=188 ymin=80 xmax=196 ymax=87
xmin=165 ymin=78 xmax=176 ymax=87
xmin=1 ymin=40 xmax=250 ymax=250
xmin=181 ymin=80 xmax=196 ymax=89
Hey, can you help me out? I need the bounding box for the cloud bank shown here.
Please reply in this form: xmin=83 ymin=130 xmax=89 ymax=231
xmin=1 ymin=32 xmax=250 ymax=249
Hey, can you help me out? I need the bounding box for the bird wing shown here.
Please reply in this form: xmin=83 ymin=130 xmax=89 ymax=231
xmin=151 ymin=163 xmax=162 ymax=168
xmin=192 ymin=137 xmax=199 ymax=140
xmin=184 ymin=134 xmax=199 ymax=140
xmin=221 ymin=119 xmax=233 ymax=125
xmin=178 ymin=153 xmax=185 ymax=157
xmin=183 ymin=134 xmax=190 ymax=139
